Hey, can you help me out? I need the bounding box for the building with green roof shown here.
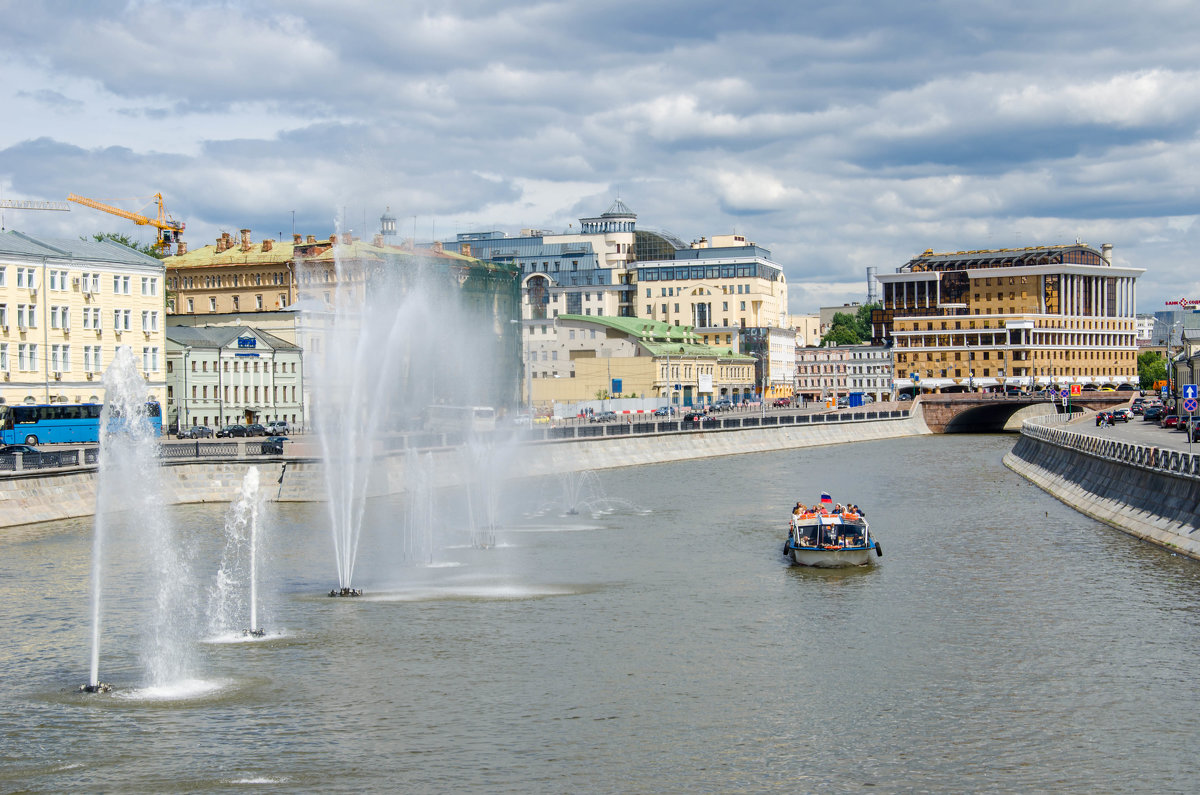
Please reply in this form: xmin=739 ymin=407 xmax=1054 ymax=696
xmin=527 ymin=314 xmax=756 ymax=409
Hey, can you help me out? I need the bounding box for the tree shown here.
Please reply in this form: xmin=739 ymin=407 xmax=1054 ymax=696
xmin=88 ymin=232 xmax=164 ymax=259
xmin=820 ymin=303 xmax=879 ymax=346
xmin=1138 ymin=350 xmax=1167 ymax=390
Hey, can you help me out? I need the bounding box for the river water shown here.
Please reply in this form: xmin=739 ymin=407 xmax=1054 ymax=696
xmin=2 ymin=434 xmax=1198 ymax=793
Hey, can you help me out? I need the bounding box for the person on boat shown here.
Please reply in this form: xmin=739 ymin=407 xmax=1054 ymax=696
xmin=793 ymin=502 xmax=803 ymax=516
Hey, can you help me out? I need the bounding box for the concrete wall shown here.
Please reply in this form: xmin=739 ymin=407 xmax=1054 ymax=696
xmin=0 ymin=412 xmax=931 ymax=529
xmin=1004 ymin=419 xmax=1200 ymax=560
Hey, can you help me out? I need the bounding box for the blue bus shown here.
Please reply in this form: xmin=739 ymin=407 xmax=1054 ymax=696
xmin=0 ymin=402 xmax=162 ymax=445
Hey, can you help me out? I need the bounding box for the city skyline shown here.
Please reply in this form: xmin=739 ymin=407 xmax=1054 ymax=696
xmin=1 ymin=0 xmax=1198 ymax=315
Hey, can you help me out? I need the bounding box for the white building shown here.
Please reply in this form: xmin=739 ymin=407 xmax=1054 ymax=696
xmin=165 ymin=325 xmax=303 ymax=432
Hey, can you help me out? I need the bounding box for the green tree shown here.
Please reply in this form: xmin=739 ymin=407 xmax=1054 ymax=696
xmin=88 ymin=232 xmax=164 ymax=259
xmin=820 ymin=303 xmax=879 ymax=346
xmin=1137 ymin=350 xmax=1167 ymax=389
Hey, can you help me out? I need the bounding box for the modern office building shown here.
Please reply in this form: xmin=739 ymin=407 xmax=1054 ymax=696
xmin=0 ymin=230 xmax=167 ymax=407
xmin=874 ymin=243 xmax=1143 ymax=393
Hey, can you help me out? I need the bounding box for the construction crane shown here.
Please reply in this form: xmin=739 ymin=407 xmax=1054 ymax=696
xmin=67 ymin=192 xmax=185 ymax=255
xmin=0 ymin=198 xmax=71 ymax=231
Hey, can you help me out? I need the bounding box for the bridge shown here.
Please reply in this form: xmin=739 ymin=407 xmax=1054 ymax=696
xmin=918 ymin=392 xmax=1130 ymax=433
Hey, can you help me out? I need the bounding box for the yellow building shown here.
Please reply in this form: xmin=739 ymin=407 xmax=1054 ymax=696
xmin=875 ymin=243 xmax=1143 ymax=393
xmin=0 ymin=231 xmax=167 ymax=407
xmin=528 ymin=314 xmax=755 ymax=408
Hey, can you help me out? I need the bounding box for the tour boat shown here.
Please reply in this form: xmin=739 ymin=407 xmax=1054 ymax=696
xmin=783 ymin=494 xmax=882 ymax=568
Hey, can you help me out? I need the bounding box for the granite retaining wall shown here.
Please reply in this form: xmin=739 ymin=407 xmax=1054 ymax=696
xmin=0 ymin=413 xmax=932 ymax=529
xmin=1004 ymin=420 xmax=1200 ymax=560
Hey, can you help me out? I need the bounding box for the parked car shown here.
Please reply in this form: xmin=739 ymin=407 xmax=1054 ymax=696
xmin=772 ymin=397 xmax=792 ymax=407
xmin=265 ymin=421 xmax=290 ymax=434
xmin=0 ymin=444 xmax=40 ymax=455
xmin=1191 ymin=423 xmax=1200 ymax=442
xmin=177 ymin=425 xmax=214 ymax=439
xmin=262 ymin=435 xmax=288 ymax=454
xmin=216 ymin=424 xmax=249 ymax=438
xmin=713 ymin=399 xmax=734 ymax=411
xmin=652 ymin=406 xmax=673 ymax=417
xmin=589 ymin=411 xmax=618 ymax=422
xmin=898 ymin=394 xmax=913 ymax=401
xmin=1161 ymin=414 xmax=1181 ymax=429
xmin=244 ymin=423 xmax=268 ymax=437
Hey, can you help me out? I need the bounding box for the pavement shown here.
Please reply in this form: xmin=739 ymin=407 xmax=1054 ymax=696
xmin=1059 ymin=399 xmax=1199 ymax=454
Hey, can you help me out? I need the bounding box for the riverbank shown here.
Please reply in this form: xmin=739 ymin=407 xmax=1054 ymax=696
xmin=0 ymin=412 xmax=931 ymax=528
xmin=1004 ymin=418 xmax=1200 ymax=561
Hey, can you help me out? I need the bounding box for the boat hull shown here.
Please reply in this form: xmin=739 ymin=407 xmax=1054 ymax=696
xmin=786 ymin=544 xmax=874 ymax=568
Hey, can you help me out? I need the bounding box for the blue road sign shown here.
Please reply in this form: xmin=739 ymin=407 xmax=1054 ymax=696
xmin=1059 ymin=388 xmax=1069 ymax=398
xmin=1184 ymin=384 xmax=1197 ymax=400
xmin=1185 ymin=398 xmax=1197 ymax=413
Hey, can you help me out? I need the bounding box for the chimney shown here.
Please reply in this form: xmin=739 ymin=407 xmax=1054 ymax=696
xmin=177 ymin=241 xmax=188 ymax=255
xmin=1101 ymin=243 xmax=1113 ymax=265
xmin=373 ymin=233 xmax=384 ymax=246
xmin=307 ymin=235 xmax=316 ymax=244
xmin=262 ymin=239 xmax=273 ymax=252
xmin=215 ymin=237 xmax=225 ymax=253
xmin=432 ymin=241 xmax=443 ymax=254
xmin=461 ymin=243 xmax=472 ymax=257
xmin=293 ymin=233 xmax=302 ymax=244
xmin=240 ymin=229 xmax=252 ymax=251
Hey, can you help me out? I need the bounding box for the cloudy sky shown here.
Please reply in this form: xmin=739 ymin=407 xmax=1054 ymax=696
xmin=2 ymin=0 xmax=1198 ymax=314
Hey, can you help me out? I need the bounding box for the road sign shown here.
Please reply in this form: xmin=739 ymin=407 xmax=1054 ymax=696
xmin=1184 ymin=384 xmax=1197 ymax=400
xmin=1185 ymin=398 xmax=1198 ymax=413
xmin=1069 ymin=384 xmax=1082 ymax=396
xmin=1059 ymin=388 xmax=1069 ymax=398
xmin=910 ymin=373 xmax=920 ymax=383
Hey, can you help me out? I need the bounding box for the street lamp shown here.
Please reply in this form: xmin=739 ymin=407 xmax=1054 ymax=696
xmin=182 ymin=346 xmax=191 ymax=432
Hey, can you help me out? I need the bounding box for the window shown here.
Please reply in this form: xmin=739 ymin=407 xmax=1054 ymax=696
xmin=113 ymin=275 xmax=131 ymax=294
xmin=0 ymin=267 xmax=5 ymax=287
xmin=256 ymin=294 xmax=263 ymax=309
xmin=187 ymin=298 xmax=194 ymax=313
xmin=17 ymin=267 xmax=36 ymax=289
xmin=0 ymin=343 xmax=7 ymax=371
xmin=83 ymin=345 xmax=101 ymax=372
xmin=141 ymin=346 xmax=158 ymax=372
xmin=51 ymin=343 xmax=70 ymax=371
xmin=209 ymin=297 xmax=217 ymax=312
xmin=0 ymin=304 xmax=5 ymax=328
xmin=232 ymin=296 xmax=239 ymax=310
xmin=141 ymin=311 xmax=159 ymax=332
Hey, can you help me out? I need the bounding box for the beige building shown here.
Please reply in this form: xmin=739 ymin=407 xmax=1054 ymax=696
xmin=875 ymin=243 xmax=1143 ymax=393
xmin=0 ymin=231 xmax=167 ymax=407
xmin=527 ymin=314 xmax=755 ymax=409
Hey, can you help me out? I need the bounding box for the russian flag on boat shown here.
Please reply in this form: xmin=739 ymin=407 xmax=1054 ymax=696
xmin=820 ymin=492 xmax=832 ymax=506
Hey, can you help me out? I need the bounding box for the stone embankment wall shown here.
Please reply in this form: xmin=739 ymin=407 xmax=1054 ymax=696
xmin=1004 ymin=419 xmax=1200 ymax=560
xmin=0 ymin=412 xmax=931 ymax=528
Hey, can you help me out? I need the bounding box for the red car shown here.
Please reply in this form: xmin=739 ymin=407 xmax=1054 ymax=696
xmin=772 ymin=397 xmax=792 ymax=407
xmin=1162 ymin=414 xmax=1180 ymax=428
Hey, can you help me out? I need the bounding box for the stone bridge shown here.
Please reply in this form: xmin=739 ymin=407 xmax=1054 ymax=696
xmin=918 ymin=393 xmax=1130 ymax=433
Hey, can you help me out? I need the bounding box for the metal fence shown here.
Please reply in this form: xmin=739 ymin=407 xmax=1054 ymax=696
xmin=0 ymin=407 xmax=915 ymax=474
xmin=1021 ymin=419 xmax=1200 ymax=480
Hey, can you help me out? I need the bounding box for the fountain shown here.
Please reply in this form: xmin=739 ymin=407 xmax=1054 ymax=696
xmin=209 ymin=467 xmax=268 ymax=638
xmin=306 ymin=237 xmax=517 ymax=593
xmin=464 ymin=440 xmax=501 ymax=549
xmin=403 ymin=449 xmax=436 ymax=564
xmin=557 ymin=469 xmax=644 ymax=516
xmin=85 ymin=346 xmax=194 ymax=692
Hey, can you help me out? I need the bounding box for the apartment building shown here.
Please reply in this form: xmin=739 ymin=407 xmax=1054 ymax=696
xmin=0 ymin=231 xmax=167 ymax=407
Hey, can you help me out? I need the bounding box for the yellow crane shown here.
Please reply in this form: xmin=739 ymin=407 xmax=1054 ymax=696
xmin=67 ymin=192 xmax=186 ymax=255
